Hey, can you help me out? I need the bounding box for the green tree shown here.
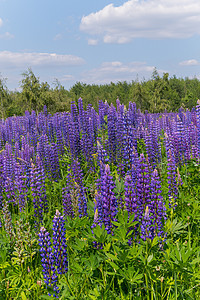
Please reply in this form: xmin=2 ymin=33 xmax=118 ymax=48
xmin=20 ymin=68 xmax=54 ymax=113
xmin=0 ymin=76 xmax=10 ymax=119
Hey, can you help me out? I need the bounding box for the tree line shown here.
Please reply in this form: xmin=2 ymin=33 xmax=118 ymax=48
xmin=1 ymin=68 xmax=200 ymax=118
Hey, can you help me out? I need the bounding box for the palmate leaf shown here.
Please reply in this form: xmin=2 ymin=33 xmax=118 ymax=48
xmin=119 ymin=268 xmax=143 ymax=284
xmin=92 ymin=224 xmax=108 ymax=243
xmin=165 ymin=218 xmax=188 ymax=235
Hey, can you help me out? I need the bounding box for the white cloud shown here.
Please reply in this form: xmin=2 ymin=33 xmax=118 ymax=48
xmin=80 ymin=61 xmax=164 ymax=84
xmin=80 ymin=0 xmax=200 ymax=43
xmin=0 ymin=32 xmax=14 ymax=39
xmin=0 ymin=51 xmax=85 ymax=68
xmin=88 ymin=38 xmax=98 ymax=45
xmin=59 ymin=74 xmax=75 ymax=81
xmin=179 ymin=59 xmax=199 ymax=66
xmin=54 ymin=33 xmax=62 ymax=41
xmin=0 ymin=18 xmax=3 ymax=27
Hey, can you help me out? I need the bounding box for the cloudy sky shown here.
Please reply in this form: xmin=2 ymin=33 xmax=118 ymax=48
xmin=0 ymin=0 xmax=200 ymax=90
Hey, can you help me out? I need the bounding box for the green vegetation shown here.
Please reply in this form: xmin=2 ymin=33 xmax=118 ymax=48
xmin=1 ymin=156 xmax=200 ymax=299
xmin=1 ymin=70 xmax=200 ymax=299
xmin=1 ymin=68 xmax=200 ymax=117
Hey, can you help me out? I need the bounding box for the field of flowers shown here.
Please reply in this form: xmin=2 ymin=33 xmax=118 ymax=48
xmin=0 ymin=98 xmax=200 ymax=299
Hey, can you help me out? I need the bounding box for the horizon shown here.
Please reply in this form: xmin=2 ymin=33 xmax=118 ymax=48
xmin=1 ymin=68 xmax=200 ymax=93
xmin=0 ymin=0 xmax=200 ymax=91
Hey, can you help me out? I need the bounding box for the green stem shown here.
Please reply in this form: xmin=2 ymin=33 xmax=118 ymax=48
xmin=145 ymin=272 xmax=150 ymax=300
xmin=174 ymin=272 xmax=177 ymax=300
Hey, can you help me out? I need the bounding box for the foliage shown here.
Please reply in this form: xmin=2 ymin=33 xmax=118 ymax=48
xmin=1 ymin=69 xmax=200 ymax=117
xmin=0 ymin=98 xmax=200 ymax=299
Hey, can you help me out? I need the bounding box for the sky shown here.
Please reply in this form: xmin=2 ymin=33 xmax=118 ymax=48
xmin=0 ymin=0 xmax=200 ymax=91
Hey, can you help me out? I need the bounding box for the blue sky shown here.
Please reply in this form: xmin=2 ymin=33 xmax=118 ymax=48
xmin=0 ymin=0 xmax=200 ymax=90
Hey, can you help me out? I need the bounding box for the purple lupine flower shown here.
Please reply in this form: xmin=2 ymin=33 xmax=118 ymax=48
xmin=136 ymin=153 xmax=152 ymax=223
xmin=86 ymin=116 xmax=96 ymax=171
xmin=116 ymin=105 xmax=125 ymax=177
xmin=14 ymin=141 xmax=20 ymax=159
xmin=176 ymin=168 xmax=183 ymax=186
xmin=37 ymin=134 xmax=60 ymax=180
xmin=55 ymin=128 xmax=64 ymax=157
xmin=92 ymin=191 xmax=103 ymax=229
xmin=97 ymin=164 xmax=118 ymax=234
xmin=128 ymin=101 xmax=137 ymax=127
xmin=70 ymin=159 xmax=87 ymax=217
xmin=43 ymin=105 xmax=48 ymax=117
xmin=78 ymin=97 xmax=85 ymax=131
xmin=191 ymin=145 xmax=199 ymax=161
xmin=150 ymin=169 xmax=167 ymax=239
xmin=0 ymin=155 xmax=3 ymax=208
xmin=71 ymin=101 xmax=81 ymax=158
xmin=144 ymin=128 xmax=154 ymax=165
xmin=78 ymin=100 xmax=92 ymax=165
xmin=121 ymin=112 xmax=137 ymax=174
xmin=2 ymin=143 xmax=16 ymax=205
xmin=98 ymin=100 xmax=107 ymax=129
xmin=14 ymin=163 xmax=27 ymax=212
xmin=96 ymin=140 xmax=109 ymax=186
xmin=134 ymin=153 xmax=162 ymax=241
xmin=47 ymin=117 xmax=54 ymax=143
xmin=62 ymin=113 xmax=76 ymax=157
xmin=107 ymin=105 xmax=117 ymax=163
xmin=130 ymin=146 xmax=139 ymax=185
xmin=145 ymin=120 xmax=161 ymax=167
xmin=50 ymin=143 xmax=61 ymax=181
xmin=4 ymin=176 xmax=16 ymax=205
xmin=77 ymin=186 xmax=88 ymax=218
xmin=196 ymin=99 xmax=200 ymax=156
xmin=30 ymin=156 xmax=48 ymax=227
xmin=124 ymin=175 xmax=138 ymax=240
xmin=36 ymin=155 xmax=48 ymax=213
xmin=38 ymin=227 xmax=59 ymax=297
xmin=176 ymin=115 xmax=186 ymax=164
xmin=62 ymin=187 xmax=74 ymax=218
xmin=30 ymin=162 xmax=43 ymax=226
xmin=167 ymin=149 xmax=178 ymax=208
xmin=79 ymin=102 xmax=96 ymax=171
xmin=124 ymin=175 xmax=137 ymax=216
xmin=140 ymin=206 xmax=154 ymax=241
xmin=52 ymin=210 xmax=68 ymax=275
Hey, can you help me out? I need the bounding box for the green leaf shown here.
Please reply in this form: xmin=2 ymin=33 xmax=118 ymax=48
xmin=108 ymin=261 xmax=119 ymax=271
xmin=151 ymin=236 xmax=159 ymax=247
xmin=147 ymin=254 xmax=154 ymax=264
xmin=106 ymin=252 xmax=119 ymax=261
xmin=191 ymin=257 xmax=200 ymax=265
xmin=104 ymin=242 xmax=111 ymax=252
xmin=21 ymin=292 xmax=27 ymax=300
xmin=112 ymin=221 xmax=121 ymax=227
xmin=72 ymin=262 xmax=83 ymax=272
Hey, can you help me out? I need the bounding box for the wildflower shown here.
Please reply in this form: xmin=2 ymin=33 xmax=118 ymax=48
xmin=38 ymin=227 xmax=58 ymax=297
xmin=95 ymin=164 xmax=118 ymax=234
xmin=52 ymin=210 xmax=68 ymax=275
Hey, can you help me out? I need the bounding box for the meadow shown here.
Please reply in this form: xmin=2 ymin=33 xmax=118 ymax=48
xmin=0 ymin=98 xmax=200 ymax=299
